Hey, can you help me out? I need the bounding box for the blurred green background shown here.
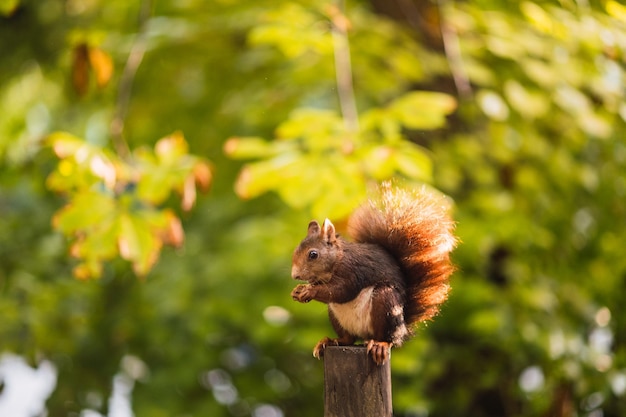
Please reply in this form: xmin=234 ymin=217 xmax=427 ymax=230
xmin=1 ymin=0 xmax=625 ymax=416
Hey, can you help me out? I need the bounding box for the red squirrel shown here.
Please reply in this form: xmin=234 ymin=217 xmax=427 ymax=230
xmin=290 ymin=184 xmax=457 ymax=365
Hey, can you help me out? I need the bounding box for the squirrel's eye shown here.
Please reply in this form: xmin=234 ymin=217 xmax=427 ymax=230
xmin=308 ymin=250 xmax=319 ymax=260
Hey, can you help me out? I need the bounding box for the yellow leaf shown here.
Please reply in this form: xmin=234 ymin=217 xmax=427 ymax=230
xmin=520 ymin=2 xmax=554 ymax=34
xmin=223 ymin=136 xmax=275 ymax=159
xmin=162 ymin=210 xmax=185 ymax=248
xmin=0 ymin=0 xmax=19 ymax=16
xmin=118 ymin=213 xmax=161 ymax=276
xmin=47 ymin=131 xmax=84 ymax=158
xmin=89 ymin=153 xmax=117 ymax=188
xmin=88 ymin=46 xmax=114 ymax=88
xmin=73 ymin=263 xmax=98 ymax=280
xmin=193 ymin=161 xmax=212 ymax=192
xmin=155 ymin=131 xmax=188 ymax=163
xmin=52 ymin=191 xmax=116 ymax=234
xmin=234 ymin=157 xmax=291 ymax=199
xmin=607 ymin=1 xmax=626 ymax=22
xmin=389 ymin=91 xmax=457 ymax=130
xmin=360 ymin=145 xmax=395 ymax=180
xmin=181 ymin=174 xmax=196 ymax=211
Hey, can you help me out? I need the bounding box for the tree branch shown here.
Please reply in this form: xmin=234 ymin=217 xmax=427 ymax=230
xmin=329 ymin=1 xmax=360 ymax=133
xmin=436 ymin=0 xmax=472 ymax=99
xmin=394 ymin=0 xmax=472 ymax=99
xmin=110 ymin=0 xmax=153 ymax=160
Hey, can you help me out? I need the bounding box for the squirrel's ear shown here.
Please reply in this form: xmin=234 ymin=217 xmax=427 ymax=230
xmin=307 ymin=220 xmax=321 ymax=236
xmin=322 ymin=218 xmax=336 ymax=244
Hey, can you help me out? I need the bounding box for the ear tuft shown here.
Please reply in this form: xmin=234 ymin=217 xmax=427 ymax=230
xmin=322 ymin=218 xmax=336 ymax=244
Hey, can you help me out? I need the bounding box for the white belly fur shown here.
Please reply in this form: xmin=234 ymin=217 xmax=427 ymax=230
xmin=329 ymin=286 xmax=374 ymax=338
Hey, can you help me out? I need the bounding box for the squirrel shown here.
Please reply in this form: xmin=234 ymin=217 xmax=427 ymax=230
xmin=290 ymin=184 xmax=457 ymax=365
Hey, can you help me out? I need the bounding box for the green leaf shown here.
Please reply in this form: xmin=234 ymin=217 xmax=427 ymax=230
xmin=70 ymin=219 xmax=119 ymax=260
xmin=393 ymin=143 xmax=433 ymax=182
xmin=72 ymin=260 xmax=103 ymax=280
xmin=248 ymin=4 xmax=332 ymax=58
xmin=607 ymin=0 xmax=626 ymax=21
xmin=360 ymin=108 xmax=402 ymax=143
xmin=0 ymin=0 xmax=19 ymax=16
xmin=155 ymin=131 xmax=189 ymax=165
xmin=223 ymin=136 xmax=277 ymax=159
xmin=47 ymin=131 xmax=85 ymax=158
xmin=136 ymin=166 xmax=179 ymax=205
xmin=47 ymin=132 xmax=119 ymax=191
xmin=310 ymin=161 xmax=366 ymax=220
xmin=234 ymin=154 xmax=297 ymax=200
xmin=503 ymin=80 xmax=549 ymax=119
xmin=275 ymin=154 xmax=333 ymax=210
xmin=388 ymin=91 xmax=457 ymax=130
xmin=118 ymin=212 xmax=161 ymax=276
xmin=276 ymin=108 xmax=345 ymax=152
xmin=52 ymin=191 xmax=116 ymax=235
xmin=359 ymin=145 xmax=396 ymax=180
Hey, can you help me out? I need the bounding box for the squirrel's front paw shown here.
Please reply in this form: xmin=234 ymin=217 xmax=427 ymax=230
xmin=291 ymin=284 xmax=314 ymax=303
xmin=313 ymin=337 xmax=338 ymax=359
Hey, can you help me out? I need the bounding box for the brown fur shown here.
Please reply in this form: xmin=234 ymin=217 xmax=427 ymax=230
xmin=291 ymin=184 xmax=457 ymax=364
xmin=348 ymin=184 xmax=457 ymax=326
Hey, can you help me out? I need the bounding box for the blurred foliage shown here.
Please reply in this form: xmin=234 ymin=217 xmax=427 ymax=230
xmin=225 ymin=90 xmax=454 ymax=218
xmin=0 ymin=0 xmax=625 ymax=417
xmin=47 ymin=131 xmax=210 ymax=278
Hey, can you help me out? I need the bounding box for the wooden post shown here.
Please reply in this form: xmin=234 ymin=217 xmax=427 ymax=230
xmin=323 ymin=345 xmax=392 ymax=417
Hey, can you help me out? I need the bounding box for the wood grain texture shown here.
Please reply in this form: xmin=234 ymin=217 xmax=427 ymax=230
xmin=324 ymin=345 xmax=392 ymax=417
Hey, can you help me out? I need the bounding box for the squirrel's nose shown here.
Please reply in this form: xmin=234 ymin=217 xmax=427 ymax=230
xmin=291 ymin=266 xmax=301 ymax=280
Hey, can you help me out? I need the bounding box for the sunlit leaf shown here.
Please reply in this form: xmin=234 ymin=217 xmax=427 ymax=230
xmin=155 ymin=131 xmax=189 ymax=164
xmin=274 ymin=155 xmax=330 ymax=209
xmin=87 ymin=46 xmax=114 ymax=88
xmin=503 ymin=80 xmax=549 ymax=119
xmin=181 ymin=174 xmax=196 ymax=211
xmin=46 ymin=129 xmax=207 ymax=278
xmin=118 ymin=212 xmax=161 ymax=276
xmin=607 ymin=1 xmax=626 ymax=21
xmin=359 ymin=145 xmax=395 ymax=180
xmin=388 ymin=91 xmax=457 ymax=130
xmin=234 ymin=154 xmax=297 ymax=200
xmin=161 ymin=209 xmax=184 ymax=247
xmin=52 ymin=191 xmax=116 ymax=234
xmin=309 ymin=161 xmax=366 ymax=220
xmin=192 ymin=161 xmax=212 ymax=192
xmin=69 ymin=220 xmax=119 ymax=260
xmin=47 ymin=131 xmax=84 ymax=158
xmin=0 ymin=0 xmax=19 ymax=16
xmin=47 ymin=132 xmax=119 ymax=191
xmin=393 ymin=143 xmax=433 ymax=182
xmin=520 ymin=2 xmax=554 ymax=35
xmin=276 ymin=108 xmax=345 ymax=152
xmin=223 ymin=136 xmax=277 ymax=159
xmin=136 ymin=166 xmax=176 ymax=205
xmin=248 ymin=3 xmax=332 ymax=57
xmin=72 ymin=260 xmax=102 ymax=281
xmin=477 ymin=90 xmax=509 ymax=121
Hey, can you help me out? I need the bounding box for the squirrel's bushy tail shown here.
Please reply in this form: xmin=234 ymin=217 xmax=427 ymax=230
xmin=348 ymin=183 xmax=457 ymax=327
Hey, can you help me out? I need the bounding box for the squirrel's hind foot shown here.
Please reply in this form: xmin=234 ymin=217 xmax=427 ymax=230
xmin=366 ymin=340 xmax=393 ymax=365
xmin=313 ymin=337 xmax=338 ymax=359
xmin=313 ymin=335 xmax=357 ymax=359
